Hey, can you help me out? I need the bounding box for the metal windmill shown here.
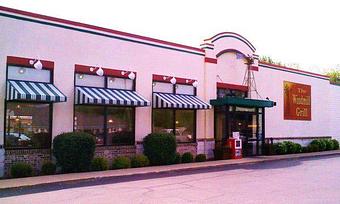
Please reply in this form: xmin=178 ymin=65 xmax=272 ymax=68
xmin=242 ymin=55 xmax=261 ymax=99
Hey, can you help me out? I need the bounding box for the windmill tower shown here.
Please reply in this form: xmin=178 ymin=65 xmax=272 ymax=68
xmin=242 ymin=55 xmax=260 ymax=99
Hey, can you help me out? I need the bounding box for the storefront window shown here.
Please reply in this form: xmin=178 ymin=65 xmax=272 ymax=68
xmin=107 ymin=77 xmax=133 ymax=90
xmin=152 ymin=109 xmax=174 ymax=134
xmin=176 ymin=84 xmax=194 ymax=95
xmin=153 ymin=82 xmax=173 ymax=93
xmin=75 ymin=74 xmax=105 ymax=87
xmin=175 ymin=110 xmax=195 ymax=143
xmin=106 ymin=107 xmax=134 ymax=145
xmin=5 ymin=102 xmax=51 ymax=148
xmin=74 ymin=106 xmax=105 ymax=145
xmin=74 ymin=106 xmax=135 ymax=146
xmin=152 ymin=109 xmax=195 ymax=143
xmin=8 ymin=65 xmax=50 ymax=82
xmin=217 ymin=88 xmax=247 ymax=98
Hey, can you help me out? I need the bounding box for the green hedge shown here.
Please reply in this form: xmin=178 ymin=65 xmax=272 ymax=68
xmin=53 ymin=132 xmax=96 ymax=173
xmin=91 ymin=157 xmax=109 ymax=171
xmin=131 ymin=155 xmax=150 ymax=168
xmin=41 ymin=161 xmax=56 ymax=175
xmin=308 ymin=139 xmax=339 ymax=152
xmin=195 ymin=154 xmax=207 ymax=162
xmin=143 ymin=133 xmax=177 ymax=165
xmin=273 ymin=139 xmax=339 ymax=155
xmin=181 ymin=152 xmax=194 ymax=163
xmin=11 ymin=162 xmax=33 ymax=178
xmin=112 ymin=156 xmax=131 ymax=169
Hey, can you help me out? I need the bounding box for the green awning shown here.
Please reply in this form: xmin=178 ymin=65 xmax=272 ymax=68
xmin=210 ymin=97 xmax=276 ymax=108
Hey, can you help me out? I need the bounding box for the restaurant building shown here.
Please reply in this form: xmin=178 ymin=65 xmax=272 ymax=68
xmin=0 ymin=6 xmax=339 ymax=176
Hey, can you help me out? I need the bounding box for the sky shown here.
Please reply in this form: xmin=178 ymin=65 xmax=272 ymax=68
xmin=0 ymin=0 xmax=339 ymax=74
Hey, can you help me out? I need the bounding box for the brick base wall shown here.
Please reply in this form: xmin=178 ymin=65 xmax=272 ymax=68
xmin=177 ymin=143 xmax=197 ymax=156
xmin=4 ymin=149 xmax=51 ymax=177
xmin=95 ymin=145 xmax=136 ymax=164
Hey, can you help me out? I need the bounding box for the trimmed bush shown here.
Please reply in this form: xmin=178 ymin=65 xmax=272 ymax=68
xmin=41 ymin=161 xmax=56 ymax=175
xmin=308 ymin=143 xmax=319 ymax=152
xmin=195 ymin=154 xmax=207 ymax=162
xmin=294 ymin=143 xmax=302 ymax=153
xmin=91 ymin=157 xmax=109 ymax=171
xmin=11 ymin=162 xmax=33 ymax=178
xmin=181 ymin=152 xmax=194 ymax=163
xmin=131 ymin=155 xmax=150 ymax=168
xmin=302 ymin=146 xmax=309 ymax=153
xmin=283 ymin=141 xmax=297 ymax=154
xmin=53 ymin=132 xmax=96 ymax=173
xmin=173 ymin=152 xmax=181 ymax=164
xmin=319 ymin=140 xmax=327 ymax=151
xmin=332 ymin=139 xmax=339 ymax=150
xmin=325 ymin=140 xmax=334 ymax=151
xmin=112 ymin=156 xmax=131 ymax=169
xmin=143 ymin=133 xmax=177 ymax=165
xmin=274 ymin=142 xmax=287 ymax=155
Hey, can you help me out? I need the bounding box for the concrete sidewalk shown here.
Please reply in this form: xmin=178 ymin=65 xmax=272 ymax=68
xmin=1 ymin=150 xmax=339 ymax=190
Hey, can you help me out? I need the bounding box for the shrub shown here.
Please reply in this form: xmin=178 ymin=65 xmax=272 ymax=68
xmin=112 ymin=156 xmax=131 ymax=169
xmin=91 ymin=157 xmax=109 ymax=171
xmin=195 ymin=154 xmax=207 ymax=162
xmin=181 ymin=152 xmax=194 ymax=163
xmin=10 ymin=162 xmax=33 ymax=178
xmin=173 ymin=152 xmax=181 ymax=164
xmin=131 ymin=155 xmax=150 ymax=168
xmin=325 ymin=140 xmax=334 ymax=151
xmin=53 ymin=132 xmax=96 ymax=173
xmin=308 ymin=143 xmax=319 ymax=152
xmin=274 ymin=142 xmax=287 ymax=155
xmin=332 ymin=139 xmax=339 ymax=150
xmin=294 ymin=143 xmax=302 ymax=153
xmin=318 ymin=139 xmax=327 ymax=151
xmin=41 ymin=161 xmax=56 ymax=175
xmin=143 ymin=133 xmax=177 ymax=165
xmin=283 ymin=141 xmax=296 ymax=154
xmin=309 ymin=139 xmax=327 ymax=152
xmin=302 ymin=146 xmax=309 ymax=153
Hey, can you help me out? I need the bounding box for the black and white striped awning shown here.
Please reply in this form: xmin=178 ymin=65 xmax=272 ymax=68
xmin=153 ymin=92 xmax=211 ymax=109
xmin=6 ymin=80 xmax=67 ymax=103
xmin=75 ymin=86 xmax=150 ymax=106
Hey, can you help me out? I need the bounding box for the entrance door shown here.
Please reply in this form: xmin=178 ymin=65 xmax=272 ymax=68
xmin=214 ymin=106 xmax=264 ymax=157
xmin=232 ymin=112 xmax=257 ymax=156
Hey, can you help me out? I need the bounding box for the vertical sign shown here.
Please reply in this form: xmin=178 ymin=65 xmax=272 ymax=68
xmin=284 ymin=81 xmax=311 ymax=120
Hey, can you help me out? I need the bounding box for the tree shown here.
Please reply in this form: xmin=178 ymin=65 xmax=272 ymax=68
xmin=325 ymin=68 xmax=340 ymax=84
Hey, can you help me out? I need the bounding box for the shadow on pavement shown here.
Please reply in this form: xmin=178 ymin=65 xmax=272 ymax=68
xmin=0 ymin=155 xmax=338 ymax=198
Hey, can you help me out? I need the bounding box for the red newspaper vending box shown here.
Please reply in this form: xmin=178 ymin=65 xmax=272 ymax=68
xmin=227 ymin=138 xmax=242 ymax=159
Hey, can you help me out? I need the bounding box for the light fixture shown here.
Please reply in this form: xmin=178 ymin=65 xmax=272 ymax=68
xmin=170 ymin=77 xmax=176 ymax=84
xmin=96 ymin=67 xmax=104 ymax=76
xmin=121 ymin=71 xmax=136 ymax=80
xmin=29 ymin=59 xmax=43 ymax=70
xmin=18 ymin=67 xmax=26 ymax=74
xmin=152 ymin=82 xmax=156 ymax=87
xmin=185 ymin=79 xmax=198 ymax=87
xmin=90 ymin=66 xmax=104 ymax=76
xmin=128 ymin=72 xmax=135 ymax=80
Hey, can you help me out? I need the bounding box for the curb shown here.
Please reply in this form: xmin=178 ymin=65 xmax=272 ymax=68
xmin=1 ymin=150 xmax=340 ymax=191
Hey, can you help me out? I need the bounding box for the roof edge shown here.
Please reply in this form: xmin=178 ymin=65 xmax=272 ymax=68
xmin=0 ymin=6 xmax=204 ymax=53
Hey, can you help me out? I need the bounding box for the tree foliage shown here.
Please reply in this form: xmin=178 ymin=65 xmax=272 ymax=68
xmin=325 ymin=68 xmax=340 ymax=84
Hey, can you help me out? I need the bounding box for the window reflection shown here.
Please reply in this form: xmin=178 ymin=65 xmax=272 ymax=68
xmin=106 ymin=107 xmax=134 ymax=145
xmin=175 ymin=110 xmax=195 ymax=143
xmin=152 ymin=109 xmax=195 ymax=143
xmin=5 ymin=102 xmax=51 ymax=148
xmin=74 ymin=106 xmax=105 ymax=145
